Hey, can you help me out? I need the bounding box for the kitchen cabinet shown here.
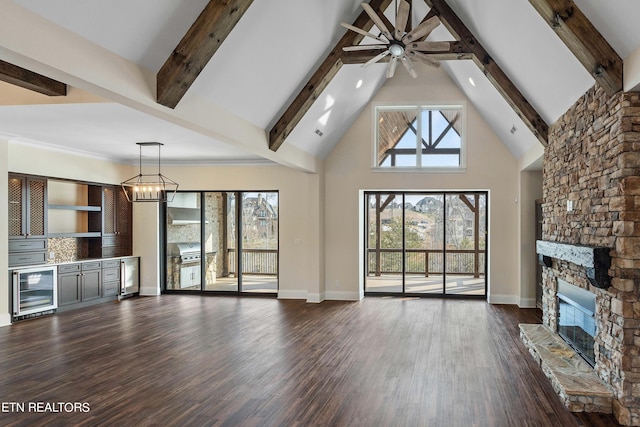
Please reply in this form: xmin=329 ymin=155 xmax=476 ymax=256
xmin=88 ymin=185 xmax=132 ymax=258
xmin=101 ymin=259 xmax=120 ymax=297
xmin=8 ymin=174 xmax=47 ymax=240
xmin=57 ymin=262 xmax=102 ymax=308
xmin=8 ymin=174 xmax=48 ymax=267
xmin=58 ymin=264 xmax=81 ymax=307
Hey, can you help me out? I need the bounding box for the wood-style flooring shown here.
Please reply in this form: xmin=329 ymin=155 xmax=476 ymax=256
xmin=0 ymin=296 xmax=620 ymax=426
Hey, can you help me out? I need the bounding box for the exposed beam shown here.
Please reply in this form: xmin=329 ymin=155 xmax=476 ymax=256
xmin=424 ymin=0 xmax=549 ymax=146
xmin=157 ymin=0 xmax=254 ymax=109
xmin=0 ymin=60 xmax=66 ymax=96
xmin=269 ymin=0 xmax=394 ymax=152
xmin=341 ymin=41 xmax=472 ymax=64
xmin=528 ymin=0 xmax=622 ymax=96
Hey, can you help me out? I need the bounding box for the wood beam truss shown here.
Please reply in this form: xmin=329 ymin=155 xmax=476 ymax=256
xmin=157 ymin=0 xmax=254 ymax=109
xmin=268 ymin=0 xmax=394 ymax=152
xmin=270 ymin=0 xmax=550 ymax=151
xmin=0 ymin=60 xmax=66 ymax=96
xmin=528 ymin=0 xmax=622 ymax=96
xmin=423 ymin=0 xmax=549 ymax=146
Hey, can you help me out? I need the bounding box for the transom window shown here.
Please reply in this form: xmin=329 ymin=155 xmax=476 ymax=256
xmin=374 ymin=105 xmax=465 ymax=170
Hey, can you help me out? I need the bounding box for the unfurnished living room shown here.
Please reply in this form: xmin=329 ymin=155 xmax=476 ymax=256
xmin=0 ymin=0 xmax=639 ymax=426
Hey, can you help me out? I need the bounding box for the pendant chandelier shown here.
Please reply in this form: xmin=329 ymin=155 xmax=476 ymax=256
xmin=120 ymin=142 xmax=178 ymax=203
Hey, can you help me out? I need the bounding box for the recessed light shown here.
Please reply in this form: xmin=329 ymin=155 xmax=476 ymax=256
xmin=468 ymin=77 xmax=476 ymax=87
xmin=356 ymin=79 xmax=363 ymax=89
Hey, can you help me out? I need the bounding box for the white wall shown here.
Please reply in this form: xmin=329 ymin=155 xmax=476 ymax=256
xmin=2 ymin=65 xmax=532 ymax=322
xmin=323 ymin=65 xmax=520 ymax=303
xmin=3 ymin=147 xmax=325 ymax=316
xmin=0 ymin=140 xmax=9 ymax=326
xmin=159 ymin=164 xmax=323 ymax=301
xmin=518 ymin=170 xmax=543 ymax=307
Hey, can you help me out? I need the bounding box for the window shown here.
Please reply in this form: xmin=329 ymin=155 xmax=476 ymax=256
xmin=374 ymin=104 xmax=464 ymax=170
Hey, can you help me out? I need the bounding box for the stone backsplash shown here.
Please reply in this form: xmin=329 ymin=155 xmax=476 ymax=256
xmin=47 ymin=237 xmax=89 ymax=263
xmin=543 ymin=85 xmax=640 ymax=425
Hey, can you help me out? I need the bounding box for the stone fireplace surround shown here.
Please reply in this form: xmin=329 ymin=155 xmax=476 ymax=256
xmin=531 ymin=85 xmax=640 ymax=426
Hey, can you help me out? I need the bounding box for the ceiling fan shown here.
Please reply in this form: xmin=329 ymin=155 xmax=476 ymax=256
xmin=341 ymin=1 xmax=449 ymax=78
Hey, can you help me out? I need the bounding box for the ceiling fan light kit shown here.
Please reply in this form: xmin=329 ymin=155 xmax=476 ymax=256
xmin=341 ymin=0 xmax=449 ymax=78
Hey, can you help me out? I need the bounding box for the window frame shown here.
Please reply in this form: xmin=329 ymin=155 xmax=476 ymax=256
xmin=372 ymin=103 xmax=467 ymax=172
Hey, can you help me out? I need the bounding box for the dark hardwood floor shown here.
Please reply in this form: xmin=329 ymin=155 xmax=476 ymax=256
xmin=0 ymin=296 xmax=620 ymax=426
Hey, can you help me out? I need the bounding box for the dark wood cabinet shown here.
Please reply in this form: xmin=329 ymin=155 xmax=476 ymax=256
xmin=8 ymin=174 xmax=47 ymax=240
xmin=8 ymin=174 xmax=48 ymax=267
xmin=88 ymin=185 xmax=132 ymax=258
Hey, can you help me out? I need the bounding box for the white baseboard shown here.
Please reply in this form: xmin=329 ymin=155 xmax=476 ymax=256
xmin=277 ymin=290 xmax=308 ymax=300
xmin=488 ymin=294 xmax=519 ymax=305
xmin=0 ymin=312 xmax=12 ymax=327
xmin=325 ymin=291 xmax=362 ymax=301
xmin=306 ymin=292 xmax=325 ymax=303
xmin=519 ymin=298 xmax=537 ymax=308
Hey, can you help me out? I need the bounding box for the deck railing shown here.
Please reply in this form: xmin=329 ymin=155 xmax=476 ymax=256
xmin=367 ymin=248 xmax=485 ymax=277
xmin=228 ymin=249 xmax=278 ymax=276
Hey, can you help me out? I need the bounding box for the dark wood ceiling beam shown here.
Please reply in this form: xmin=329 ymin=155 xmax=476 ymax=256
xmin=0 ymin=60 xmax=66 ymax=96
xmin=528 ymin=0 xmax=622 ymax=96
xmin=157 ymin=0 xmax=254 ymax=109
xmin=424 ymin=0 xmax=549 ymax=146
xmin=341 ymin=42 xmax=471 ymax=64
xmin=269 ymin=0 xmax=394 ymax=152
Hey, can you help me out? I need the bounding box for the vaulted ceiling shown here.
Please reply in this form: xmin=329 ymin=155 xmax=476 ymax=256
xmin=0 ymin=0 xmax=639 ymax=172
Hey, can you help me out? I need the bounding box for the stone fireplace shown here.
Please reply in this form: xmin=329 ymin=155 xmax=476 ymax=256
xmin=535 ymin=85 xmax=640 ymax=425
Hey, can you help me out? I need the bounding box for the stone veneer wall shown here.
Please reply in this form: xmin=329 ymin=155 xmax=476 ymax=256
xmin=542 ymin=85 xmax=640 ymax=425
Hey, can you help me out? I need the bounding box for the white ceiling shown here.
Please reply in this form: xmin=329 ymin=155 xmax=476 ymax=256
xmin=1 ymin=0 xmax=639 ymax=168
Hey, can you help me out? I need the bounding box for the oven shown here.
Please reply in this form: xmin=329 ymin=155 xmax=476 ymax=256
xmin=12 ymin=266 xmax=57 ymax=319
xmin=168 ymin=242 xmax=202 ymax=289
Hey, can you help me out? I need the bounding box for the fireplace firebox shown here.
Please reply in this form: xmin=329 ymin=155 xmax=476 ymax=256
xmin=556 ymin=279 xmax=596 ymax=367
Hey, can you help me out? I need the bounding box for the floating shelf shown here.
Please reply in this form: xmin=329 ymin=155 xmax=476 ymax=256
xmin=48 ymin=232 xmax=102 ymax=238
xmin=48 ymin=204 xmax=101 ymax=211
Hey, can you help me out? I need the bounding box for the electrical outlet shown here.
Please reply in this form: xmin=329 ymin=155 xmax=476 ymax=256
xmin=567 ymin=200 xmax=573 ymax=212
xmin=49 ymin=251 xmax=55 ymax=260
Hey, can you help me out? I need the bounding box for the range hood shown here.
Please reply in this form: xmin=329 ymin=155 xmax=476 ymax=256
xmin=167 ymin=207 xmax=201 ymax=225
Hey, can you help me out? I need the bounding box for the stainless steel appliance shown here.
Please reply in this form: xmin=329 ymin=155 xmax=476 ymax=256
xmin=12 ymin=266 xmax=57 ymax=318
xmin=120 ymin=257 xmax=139 ymax=297
xmin=168 ymin=242 xmax=201 ymax=289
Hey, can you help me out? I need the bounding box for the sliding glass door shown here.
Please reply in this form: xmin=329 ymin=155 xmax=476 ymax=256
xmin=365 ymin=191 xmax=487 ymax=297
xmin=164 ymin=191 xmax=278 ymax=294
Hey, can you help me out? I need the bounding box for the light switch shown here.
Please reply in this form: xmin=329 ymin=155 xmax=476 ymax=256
xmin=567 ymin=200 xmax=573 ymax=212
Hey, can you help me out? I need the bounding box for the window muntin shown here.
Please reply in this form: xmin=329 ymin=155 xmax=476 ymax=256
xmin=374 ymin=105 xmax=464 ymax=170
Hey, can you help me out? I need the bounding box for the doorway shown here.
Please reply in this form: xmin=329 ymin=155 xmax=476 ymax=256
xmin=164 ymin=191 xmax=278 ymax=294
xmin=364 ymin=191 xmax=487 ymax=297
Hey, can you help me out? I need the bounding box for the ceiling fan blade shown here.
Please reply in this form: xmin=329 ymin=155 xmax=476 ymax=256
xmin=402 ymin=16 xmax=440 ymax=43
xmin=341 ymin=22 xmax=386 ymax=43
xmin=363 ymin=50 xmax=391 ymax=67
xmin=407 ymin=41 xmax=450 ymax=52
xmin=387 ymin=56 xmax=398 ymax=78
xmin=361 ymin=3 xmax=393 ymax=41
xmin=342 ymin=44 xmax=389 ymax=52
xmin=395 ymin=0 xmax=411 ymax=40
xmin=400 ymin=55 xmax=418 ymax=78
xmin=407 ymin=50 xmax=440 ymax=68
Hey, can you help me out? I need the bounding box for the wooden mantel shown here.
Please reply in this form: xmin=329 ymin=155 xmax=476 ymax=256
xmin=536 ymin=240 xmax=611 ymax=289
